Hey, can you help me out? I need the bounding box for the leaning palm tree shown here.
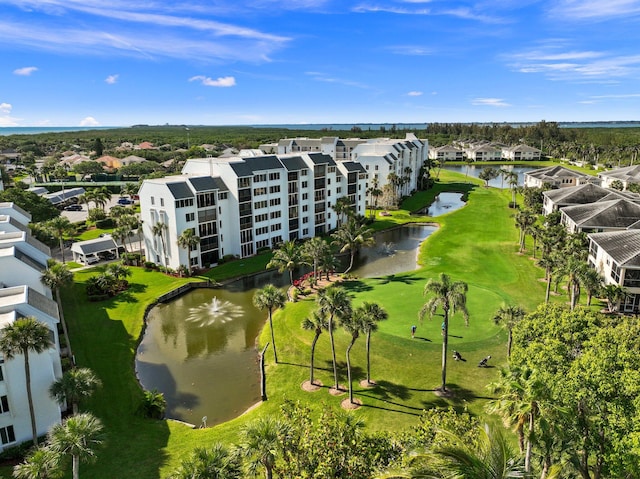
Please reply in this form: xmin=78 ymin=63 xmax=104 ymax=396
xmin=167 ymin=443 xmax=242 ymax=479
xmin=0 ymin=317 xmax=53 ymax=446
xmin=317 ymin=287 xmax=352 ymax=391
xmin=419 ymin=273 xmax=469 ymax=393
xmin=47 ymin=413 xmax=104 ymax=479
xmin=301 ymin=310 xmax=328 ymax=387
xmin=45 ymin=216 xmax=74 ymax=264
xmin=578 ymin=266 xmax=603 ymax=307
xmin=493 ymin=304 xmax=526 ymax=359
xmin=253 ymin=285 xmax=287 ymax=364
xmin=358 ymin=301 xmax=388 ymax=385
xmin=177 ymin=228 xmax=200 ymax=274
xmin=266 ymin=240 xmax=300 ymax=286
xmin=49 ymin=368 xmax=102 ymax=414
xmin=239 ymin=417 xmax=282 ymax=479
xmin=41 ymin=259 xmax=74 ymax=362
xmin=151 ymin=222 xmax=168 ymax=268
xmin=331 ymin=218 xmax=375 ymax=274
xmin=301 ymin=237 xmax=330 ymax=280
xmin=341 ymin=307 xmax=366 ymax=404
xmin=13 ymin=446 xmax=62 ymax=479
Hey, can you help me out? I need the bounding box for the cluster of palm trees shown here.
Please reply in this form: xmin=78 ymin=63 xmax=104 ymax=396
xmin=85 ymin=262 xmax=132 ymax=297
xmin=151 ymin=221 xmax=201 ymax=275
xmin=110 ymin=207 xmax=141 ymax=255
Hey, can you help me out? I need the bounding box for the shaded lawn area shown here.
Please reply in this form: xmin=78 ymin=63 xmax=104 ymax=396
xmin=1 ymin=170 xmax=566 ymax=478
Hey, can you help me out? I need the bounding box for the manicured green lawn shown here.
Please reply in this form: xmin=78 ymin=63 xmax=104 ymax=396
xmin=2 ymin=170 xmax=574 ymax=478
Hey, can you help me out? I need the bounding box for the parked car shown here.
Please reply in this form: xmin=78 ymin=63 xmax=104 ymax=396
xmin=64 ymin=204 xmax=83 ymax=211
xmin=82 ymin=254 xmax=100 ymax=265
xmin=117 ymin=197 xmax=134 ymax=205
xmin=98 ymin=251 xmax=116 ymax=260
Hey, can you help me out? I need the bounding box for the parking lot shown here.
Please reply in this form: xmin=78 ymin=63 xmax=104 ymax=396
xmin=60 ymin=195 xmax=136 ymax=223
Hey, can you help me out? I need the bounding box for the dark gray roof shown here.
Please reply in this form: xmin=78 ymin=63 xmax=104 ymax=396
xmin=166 ymin=182 xmax=194 ymax=199
xmin=71 ymin=237 xmax=119 ymax=255
xmin=279 ymin=156 xmax=308 ymax=171
xmin=598 ymin=165 xmax=640 ymax=182
xmin=527 ymin=165 xmax=592 ymax=182
xmin=544 ymin=183 xmax=612 ymax=205
xmin=228 ymin=155 xmax=284 ymax=177
xmin=340 ymin=161 xmax=366 ymax=173
xmin=188 ymin=176 xmax=229 ymax=192
xmin=562 ymin=199 xmax=640 ymax=229
xmin=307 ymin=153 xmax=336 ymax=166
xmin=589 ymin=230 xmax=640 ymax=267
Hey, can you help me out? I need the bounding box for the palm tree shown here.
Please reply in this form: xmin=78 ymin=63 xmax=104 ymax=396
xmin=332 ymin=196 xmax=354 ymax=225
xmin=317 ymin=287 xmax=352 ymax=391
xmin=177 ymin=228 xmax=200 ymax=274
xmin=602 ymin=283 xmax=629 ymax=312
xmin=253 ymin=285 xmax=287 ymax=364
xmin=45 ymin=217 xmax=74 ymax=264
xmin=358 ymin=301 xmax=388 ymax=385
xmin=579 ymin=267 xmax=603 ymax=307
xmin=120 ymin=182 xmax=139 ymax=201
xmin=41 ymin=259 xmax=74 ymax=362
xmin=564 ymin=257 xmax=587 ymax=310
xmin=301 ymin=237 xmax=330 ymax=280
xmin=168 ymin=443 xmax=242 ymax=479
xmin=49 ymin=368 xmax=102 ymax=414
xmin=514 ymin=209 xmax=536 ymax=253
xmin=493 ymin=304 xmax=526 ymax=359
xmin=90 ymin=187 xmax=110 ymax=212
xmin=13 ymin=446 xmax=62 ymax=479
xmin=341 ymin=307 xmax=366 ymax=404
xmin=266 ymin=240 xmax=300 ymax=287
xmin=48 ymin=413 xmax=104 ymax=479
xmin=331 ymin=218 xmax=374 ymax=274
xmin=151 ymin=222 xmax=168 ymax=268
xmin=419 ymin=273 xmax=469 ymax=392
xmin=301 ymin=310 xmax=328 ymax=386
xmin=239 ymin=417 xmax=282 ymax=479
xmin=116 ymin=214 xmax=140 ymax=253
xmin=0 ymin=317 xmax=53 ymax=446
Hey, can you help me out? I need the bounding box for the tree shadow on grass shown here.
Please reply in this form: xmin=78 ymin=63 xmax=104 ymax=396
xmin=341 ymin=280 xmax=373 ymax=294
xmin=373 ymin=273 xmax=424 ymax=286
xmin=419 ymin=383 xmax=492 ymax=409
xmin=372 ymin=379 xmax=412 ymax=401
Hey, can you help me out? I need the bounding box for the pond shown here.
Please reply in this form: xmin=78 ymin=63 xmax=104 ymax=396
xmin=442 ymin=164 xmax=537 ymax=188
xmin=135 ymin=224 xmax=437 ymax=426
xmin=413 ymin=192 xmax=465 ymax=217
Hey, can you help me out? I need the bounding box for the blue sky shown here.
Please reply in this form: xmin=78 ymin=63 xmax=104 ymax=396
xmin=2 ymin=0 xmax=640 ymax=127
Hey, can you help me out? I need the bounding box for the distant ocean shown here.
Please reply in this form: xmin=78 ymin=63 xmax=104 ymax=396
xmin=2 ymin=122 xmax=640 ymax=136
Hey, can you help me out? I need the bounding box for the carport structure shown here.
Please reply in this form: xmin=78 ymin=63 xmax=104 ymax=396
xmin=70 ymin=236 xmax=120 ymax=264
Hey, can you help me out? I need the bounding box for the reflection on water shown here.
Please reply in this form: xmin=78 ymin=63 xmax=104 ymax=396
xmin=443 ymin=165 xmax=536 ymax=188
xmin=136 ymin=224 xmax=436 ymax=426
xmin=413 ymin=192 xmax=465 ymax=217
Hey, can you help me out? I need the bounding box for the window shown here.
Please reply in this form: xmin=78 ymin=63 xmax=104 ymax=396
xmin=197 ymin=193 xmax=216 ymax=208
xmin=269 ymin=185 xmax=281 ymax=194
xmin=0 ymin=363 xmax=3 ymax=381
xmin=270 ymin=224 xmax=282 ymax=232
xmin=160 ymin=198 xmax=164 ymax=207
xmin=303 ymin=228 xmax=309 ymax=235
xmin=303 ymin=217 xmax=309 ymax=223
xmin=254 ymin=200 xmax=268 ymax=209
xmin=175 ymin=198 xmax=194 ymax=208
xmin=0 ymin=425 xmax=15 ymax=445
xmin=238 ymin=178 xmax=251 ymax=188
xmin=185 ymin=213 xmax=195 ymax=222
xmin=269 ymin=198 xmax=281 ymax=207
xmin=301 ymin=169 xmax=308 ymax=176
xmin=611 ymin=262 xmax=621 ymax=283
xmin=337 ymin=187 xmax=342 ymax=194
xmin=302 ymin=205 xmax=308 ymax=212
xmin=253 ymin=174 xmax=267 ymax=182
xmin=269 ymin=172 xmax=280 ymax=181
xmin=301 ymin=181 xmax=308 ymax=188
xmin=255 ymin=213 xmax=268 ymax=223
xmin=256 ymin=226 xmax=269 ymax=235
xmin=270 ymin=211 xmax=281 ymax=219
xmin=0 ymin=396 xmax=8 ymax=414
xmin=302 ymin=193 xmax=308 ymax=200
xmin=219 ymin=192 xmax=228 ymax=200
xmin=328 ymin=166 xmax=336 ymax=173
xmin=151 ymin=197 xmax=155 ymax=205
xmin=254 ymin=187 xmax=267 ymax=196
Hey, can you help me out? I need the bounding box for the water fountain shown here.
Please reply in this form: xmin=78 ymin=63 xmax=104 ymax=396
xmin=185 ymin=296 xmax=244 ymax=326
xmin=380 ymin=242 xmax=396 ymax=256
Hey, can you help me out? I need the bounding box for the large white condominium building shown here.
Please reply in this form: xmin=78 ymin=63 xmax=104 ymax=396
xmin=0 ymin=203 xmax=63 ymax=451
xmin=139 ymin=153 xmax=368 ymax=270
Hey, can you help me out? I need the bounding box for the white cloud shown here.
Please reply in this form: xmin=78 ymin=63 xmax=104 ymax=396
xmin=472 ymin=98 xmax=510 ymax=107
xmin=189 ymin=75 xmax=236 ymax=87
xmin=0 ymin=103 xmax=20 ymax=126
xmin=305 ymin=72 xmax=372 ymax=90
xmin=387 ymin=45 xmax=432 ymax=56
xmin=13 ymin=66 xmax=38 ymax=76
xmin=105 ymin=74 xmax=119 ymax=84
xmin=407 ymin=91 xmax=423 ymax=96
xmin=79 ymin=116 xmax=100 ymax=126
xmin=0 ymin=103 xmax=11 ymax=114
xmin=550 ymin=0 xmax=640 ymax=20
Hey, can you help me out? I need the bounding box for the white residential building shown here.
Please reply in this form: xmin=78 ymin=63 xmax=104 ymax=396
xmin=524 ymin=165 xmax=600 ymax=189
xmin=588 ymin=230 xmax=640 ymax=313
xmin=464 ymin=144 xmax=502 ymax=162
xmin=502 ymin=144 xmax=542 ymax=161
xmin=139 ymin=153 xmax=367 ymax=269
xmin=598 ymin=165 xmax=640 ymax=189
xmin=428 ymin=145 xmax=465 ymax=162
xmin=0 ymin=203 xmax=63 ymax=451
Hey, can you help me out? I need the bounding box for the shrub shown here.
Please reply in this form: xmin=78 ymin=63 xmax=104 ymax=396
xmin=139 ymin=389 xmax=166 ymax=419
xmin=87 ymin=207 xmax=106 ymax=222
xmin=95 ymin=218 xmax=115 ymax=229
xmin=144 ymin=261 xmax=157 ymax=270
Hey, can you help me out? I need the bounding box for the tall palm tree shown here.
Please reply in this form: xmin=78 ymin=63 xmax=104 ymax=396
xmin=341 ymin=307 xmax=366 ymax=404
xmin=0 ymin=317 xmax=53 ymax=445
xmin=41 ymin=259 xmax=74 ymax=362
xmin=253 ymin=285 xmax=287 ymax=364
xmin=514 ymin=209 xmax=536 ymax=253
xmin=168 ymin=443 xmax=242 ymax=479
xmin=49 ymin=368 xmax=102 ymax=414
xmin=116 ymin=214 xmax=140 ymax=253
xmin=301 ymin=310 xmax=328 ymax=386
xmin=239 ymin=417 xmax=282 ymax=479
xmin=177 ymin=228 xmax=200 ymax=273
xmin=13 ymin=446 xmax=62 ymax=479
xmin=332 ymin=196 xmax=354 ymax=225
xmin=90 ymin=187 xmax=110 ymax=212
xmin=419 ymin=273 xmax=469 ymax=392
xmin=331 ymin=218 xmax=374 ymax=274
xmin=578 ymin=266 xmax=603 ymax=307
xmin=602 ymin=284 xmax=629 ymax=312
xmin=358 ymin=301 xmax=388 ymax=385
xmin=48 ymin=413 xmax=104 ymax=479
xmin=317 ymin=287 xmax=352 ymax=391
xmin=266 ymin=240 xmax=300 ymax=286
xmin=151 ymin=222 xmax=168 ymax=268
xmin=45 ymin=217 xmax=74 ymax=264
xmin=564 ymin=257 xmax=587 ymax=310
xmin=493 ymin=304 xmax=526 ymax=359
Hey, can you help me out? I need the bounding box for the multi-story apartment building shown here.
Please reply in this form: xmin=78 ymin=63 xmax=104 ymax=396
xmin=428 ymin=145 xmax=465 ymax=162
xmin=0 ymin=203 xmax=62 ymax=451
xmin=139 ymin=153 xmax=367 ymax=270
